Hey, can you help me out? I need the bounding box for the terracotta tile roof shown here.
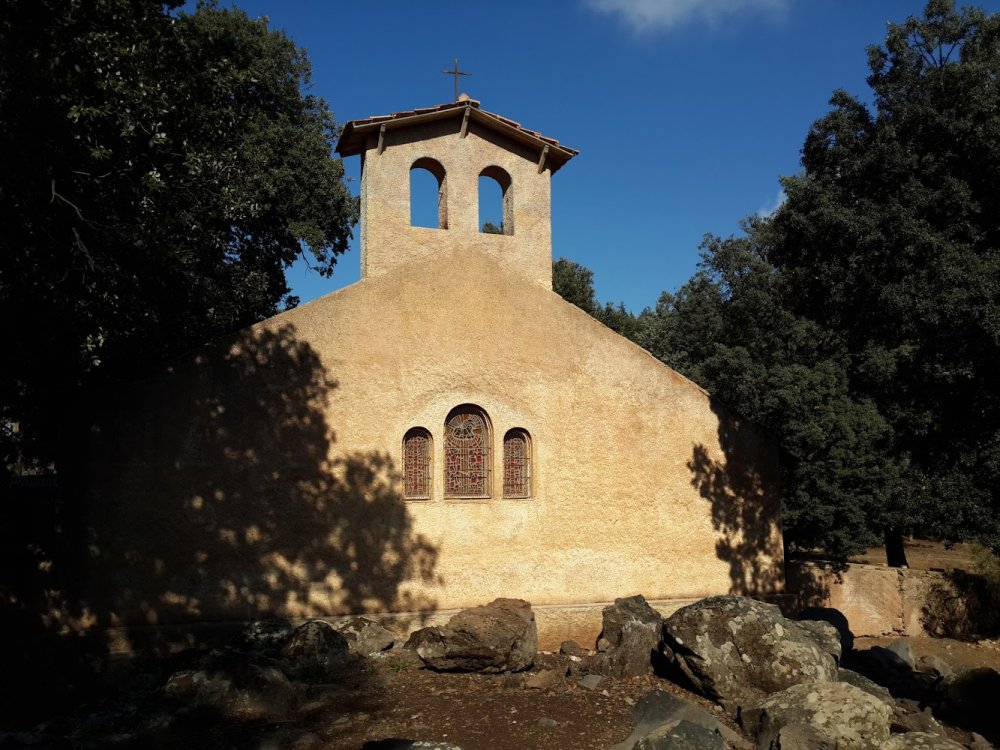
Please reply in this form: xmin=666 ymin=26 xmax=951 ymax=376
xmin=335 ymin=97 xmax=578 ymax=173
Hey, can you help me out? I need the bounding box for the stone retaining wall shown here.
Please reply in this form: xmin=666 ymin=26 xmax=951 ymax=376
xmin=786 ymin=560 xmax=985 ymax=638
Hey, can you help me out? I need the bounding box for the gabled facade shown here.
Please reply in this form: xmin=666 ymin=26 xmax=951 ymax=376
xmin=83 ymin=99 xmax=783 ymax=649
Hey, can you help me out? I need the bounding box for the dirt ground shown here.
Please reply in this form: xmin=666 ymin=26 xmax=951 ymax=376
xmin=109 ymin=651 xmax=727 ymax=750
xmin=120 ymin=640 xmax=998 ymax=750
xmin=856 ymin=635 xmax=1000 ymax=672
xmin=293 ymin=653 xmax=732 ymax=750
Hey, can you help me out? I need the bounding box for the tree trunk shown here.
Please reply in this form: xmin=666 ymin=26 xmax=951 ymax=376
xmin=884 ymin=527 xmax=909 ymax=568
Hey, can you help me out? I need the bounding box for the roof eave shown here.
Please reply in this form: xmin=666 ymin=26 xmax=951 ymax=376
xmin=336 ymin=105 xmax=578 ymax=173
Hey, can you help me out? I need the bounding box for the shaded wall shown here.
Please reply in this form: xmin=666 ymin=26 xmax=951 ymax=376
xmin=84 ymin=324 xmax=439 ymax=631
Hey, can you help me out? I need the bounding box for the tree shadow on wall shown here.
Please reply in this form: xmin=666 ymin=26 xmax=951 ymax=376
xmin=0 ymin=325 xmax=439 ymax=725
xmin=687 ymin=401 xmax=785 ymax=597
xmin=87 ymin=322 xmax=441 ymax=645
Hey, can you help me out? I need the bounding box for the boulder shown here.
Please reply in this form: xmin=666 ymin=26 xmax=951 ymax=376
xmin=594 ymin=621 xmax=663 ymax=679
xmin=593 ymin=595 xmax=663 ymax=678
xmin=846 ymin=646 xmax=938 ymax=702
xmin=601 ymin=595 xmax=663 ymax=646
xmin=938 ymin=667 xmax=1000 ymax=736
xmin=915 ymin=654 xmax=953 ymax=679
xmin=610 ymin=689 xmax=748 ymax=750
xmin=631 ymin=719 xmax=725 ymax=750
xmin=164 ymin=652 xmax=295 ymax=721
xmin=742 ymin=681 xmax=892 ymax=750
xmin=404 ymin=598 xmax=536 ymax=673
xmin=338 ymin=617 xmax=397 ymax=656
xmin=837 ymin=667 xmax=894 ymax=705
xmin=795 ymin=619 xmax=842 ymax=664
xmin=766 ymin=723 xmax=837 ymax=750
xmin=661 ymin=596 xmax=837 ymax=708
xmin=281 ymin=620 xmax=352 ymax=681
xmin=881 ymin=733 xmax=966 ymax=750
xmin=890 ymin=707 xmax=948 ymax=738
xmin=239 ymin=618 xmax=294 ymax=658
xmin=887 ymin=641 xmax=916 ymax=670
xmin=796 ymin=606 xmax=854 ymax=653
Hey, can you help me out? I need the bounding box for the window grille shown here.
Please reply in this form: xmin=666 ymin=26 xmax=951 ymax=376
xmin=403 ymin=428 xmax=431 ymax=499
xmin=444 ymin=406 xmax=491 ymax=498
xmin=503 ymin=429 xmax=531 ymax=498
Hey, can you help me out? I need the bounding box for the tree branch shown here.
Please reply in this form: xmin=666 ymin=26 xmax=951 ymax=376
xmin=50 ymin=179 xmax=85 ymax=221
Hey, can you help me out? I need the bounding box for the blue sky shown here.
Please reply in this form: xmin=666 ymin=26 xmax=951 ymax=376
xmin=232 ymin=0 xmax=1000 ymax=313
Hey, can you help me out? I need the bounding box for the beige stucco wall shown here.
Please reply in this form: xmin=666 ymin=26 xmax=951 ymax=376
xmin=359 ymin=118 xmax=553 ymax=288
xmin=82 ymin=246 xmax=783 ymax=633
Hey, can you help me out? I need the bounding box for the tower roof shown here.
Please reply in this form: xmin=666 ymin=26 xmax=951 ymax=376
xmin=335 ymin=97 xmax=579 ymax=173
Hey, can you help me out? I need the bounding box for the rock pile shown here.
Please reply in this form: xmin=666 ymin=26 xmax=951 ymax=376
xmin=163 ymin=598 xmax=539 ymax=721
xmin=152 ymin=595 xmax=1000 ymax=749
xmin=615 ymin=594 xmax=995 ymax=750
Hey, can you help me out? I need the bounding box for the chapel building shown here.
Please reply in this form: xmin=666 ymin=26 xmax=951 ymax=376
xmin=84 ymin=97 xmax=784 ymax=648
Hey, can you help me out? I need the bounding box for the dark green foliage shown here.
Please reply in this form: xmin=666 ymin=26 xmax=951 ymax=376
xmin=595 ymin=301 xmax=643 ymax=342
xmin=0 ymin=0 xmax=357 ymax=471
xmin=552 ymin=257 xmax=641 ymax=340
xmin=765 ymin=0 xmax=1000 ymax=553
xmin=552 ymin=257 xmax=599 ymax=315
xmin=481 ymin=221 xmax=504 ymax=234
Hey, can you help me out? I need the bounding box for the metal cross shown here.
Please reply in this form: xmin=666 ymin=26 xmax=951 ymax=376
xmin=441 ymin=57 xmax=471 ymax=101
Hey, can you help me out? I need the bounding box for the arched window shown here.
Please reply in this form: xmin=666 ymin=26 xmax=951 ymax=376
xmin=410 ymin=157 xmax=447 ymax=229
xmin=444 ymin=405 xmax=491 ymax=498
xmin=478 ymin=165 xmax=513 ymax=235
xmin=503 ymin=429 xmax=532 ymax=498
xmin=402 ymin=427 xmax=432 ymax=499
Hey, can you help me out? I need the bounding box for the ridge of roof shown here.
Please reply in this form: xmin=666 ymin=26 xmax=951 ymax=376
xmin=335 ymin=99 xmax=578 ymax=172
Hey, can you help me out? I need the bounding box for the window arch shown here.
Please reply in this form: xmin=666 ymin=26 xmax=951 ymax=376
xmin=478 ymin=165 xmax=513 ymax=235
xmin=410 ymin=157 xmax=447 ymax=229
xmin=503 ymin=429 xmax=532 ymax=498
xmin=402 ymin=427 xmax=432 ymax=499
xmin=444 ymin=405 xmax=492 ymax=498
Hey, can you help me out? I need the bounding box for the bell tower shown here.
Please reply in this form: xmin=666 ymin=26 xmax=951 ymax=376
xmin=336 ymin=96 xmax=578 ymax=288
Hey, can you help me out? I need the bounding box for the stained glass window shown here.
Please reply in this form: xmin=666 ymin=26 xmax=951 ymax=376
xmin=503 ymin=429 xmax=531 ymax=498
xmin=403 ymin=428 xmax=431 ymax=499
xmin=444 ymin=406 xmax=491 ymax=498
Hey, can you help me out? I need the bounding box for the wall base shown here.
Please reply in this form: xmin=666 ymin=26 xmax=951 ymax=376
xmin=92 ymin=595 xmax=792 ymax=658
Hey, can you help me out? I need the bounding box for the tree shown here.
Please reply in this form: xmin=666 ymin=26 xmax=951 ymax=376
xmin=481 ymin=221 xmax=504 ymax=234
xmin=638 ymin=228 xmax=899 ymax=560
xmin=552 ymin=257 xmax=599 ymax=315
xmin=595 ymin=301 xmax=643 ymax=342
xmin=0 ymin=0 xmax=358 ymax=476
xmin=552 ymin=257 xmax=642 ymax=341
xmin=764 ymin=0 xmax=1000 ymax=555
